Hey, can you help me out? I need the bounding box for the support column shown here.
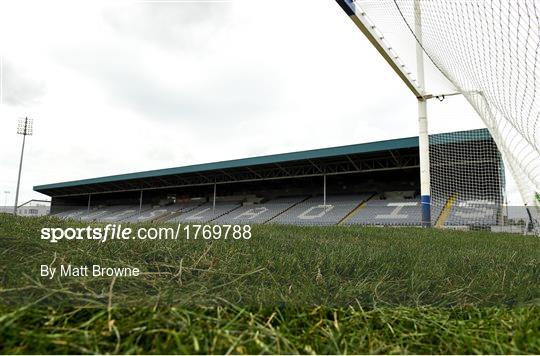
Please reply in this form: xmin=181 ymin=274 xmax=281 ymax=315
xmin=212 ymin=182 xmax=216 ymax=214
xmin=139 ymin=190 xmax=143 ymax=215
xmin=87 ymin=194 xmax=91 ymax=213
xmin=415 ymin=0 xmax=431 ymax=227
xmin=323 ymin=174 xmax=327 ymax=206
xmin=418 ymin=99 xmax=431 ymax=227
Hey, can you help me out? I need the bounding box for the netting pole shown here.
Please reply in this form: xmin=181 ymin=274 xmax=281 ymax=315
xmin=414 ymin=0 xmax=431 ymax=227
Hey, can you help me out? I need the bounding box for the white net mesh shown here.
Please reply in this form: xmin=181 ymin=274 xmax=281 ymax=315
xmin=343 ymin=0 xmax=540 ymax=233
xmin=429 ymin=129 xmax=505 ymax=228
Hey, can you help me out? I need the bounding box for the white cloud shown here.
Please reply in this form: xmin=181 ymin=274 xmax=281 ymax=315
xmin=0 ymin=0 xmax=517 ymax=206
xmin=1 ymin=59 xmax=46 ymax=106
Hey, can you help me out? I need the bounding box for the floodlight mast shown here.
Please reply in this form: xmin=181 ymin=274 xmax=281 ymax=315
xmin=14 ymin=117 xmax=33 ymax=215
xmin=335 ymin=0 xmax=433 ymax=226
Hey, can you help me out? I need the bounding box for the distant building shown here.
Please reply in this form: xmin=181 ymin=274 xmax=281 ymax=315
xmin=0 ymin=205 xmax=50 ymax=216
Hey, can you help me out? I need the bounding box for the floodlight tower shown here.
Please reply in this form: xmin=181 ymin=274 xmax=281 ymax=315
xmin=14 ymin=117 xmax=33 ymax=215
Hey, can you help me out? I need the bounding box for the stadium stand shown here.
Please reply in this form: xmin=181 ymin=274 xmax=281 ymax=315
xmin=345 ymin=192 xmax=422 ymax=226
xmin=35 ymin=129 xmax=507 ymax=230
xmin=96 ymin=205 xmax=150 ymax=222
xmin=52 ymin=208 xmax=88 ymax=220
xmin=46 ymin=194 xmax=501 ymax=228
xmin=168 ymin=202 xmax=241 ymax=223
xmin=270 ymin=194 xmax=371 ymax=226
xmin=46 ymin=194 xmax=502 ymax=228
xmin=78 ymin=206 xmax=127 ymax=222
xmin=122 ymin=203 xmax=199 ymax=223
xmin=444 ymin=197 xmax=500 ymax=227
xmin=214 ymin=196 xmax=308 ymax=224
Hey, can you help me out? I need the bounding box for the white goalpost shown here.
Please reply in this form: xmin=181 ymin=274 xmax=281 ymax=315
xmin=414 ymin=0 xmax=431 ymax=227
xmin=336 ymin=0 xmax=540 ymax=233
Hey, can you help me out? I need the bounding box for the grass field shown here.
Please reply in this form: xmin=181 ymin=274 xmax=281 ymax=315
xmin=0 ymin=213 xmax=539 ymax=353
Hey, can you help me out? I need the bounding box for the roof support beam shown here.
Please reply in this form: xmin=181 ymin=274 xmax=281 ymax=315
xmin=274 ymin=163 xmax=290 ymax=175
xmin=345 ymin=155 xmax=360 ymax=171
xmin=308 ymin=159 xmax=323 ymax=173
xmin=246 ymin=167 xmax=262 ymax=179
xmin=388 ymin=150 xmax=403 ymax=168
xmin=220 ymin=170 xmax=237 ymax=181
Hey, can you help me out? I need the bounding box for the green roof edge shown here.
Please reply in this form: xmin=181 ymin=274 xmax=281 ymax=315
xmin=34 ymin=128 xmax=491 ymax=192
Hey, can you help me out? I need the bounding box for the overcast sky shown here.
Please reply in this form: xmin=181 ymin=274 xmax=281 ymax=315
xmin=1 ymin=0 xmax=518 ymax=206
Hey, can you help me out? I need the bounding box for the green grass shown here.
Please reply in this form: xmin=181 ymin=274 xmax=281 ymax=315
xmin=0 ymin=214 xmax=539 ymax=354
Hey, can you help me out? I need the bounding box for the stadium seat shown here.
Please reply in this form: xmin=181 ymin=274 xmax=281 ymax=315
xmin=78 ymin=206 xmax=127 ymax=222
xmin=52 ymin=208 xmax=87 ymax=220
xmin=270 ymin=194 xmax=370 ymax=226
xmin=215 ymin=196 xmax=308 ymax=224
xmin=444 ymin=197 xmax=500 ymax=227
xmin=345 ymin=195 xmax=422 ymax=226
xmin=122 ymin=203 xmax=199 ymax=223
xmin=167 ymin=202 xmax=241 ymax=223
xmin=96 ymin=205 xmax=151 ymax=222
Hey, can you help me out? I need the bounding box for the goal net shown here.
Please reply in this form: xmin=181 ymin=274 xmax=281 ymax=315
xmin=338 ymin=0 xmax=540 ymax=233
xmin=429 ymin=129 xmax=505 ymax=229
